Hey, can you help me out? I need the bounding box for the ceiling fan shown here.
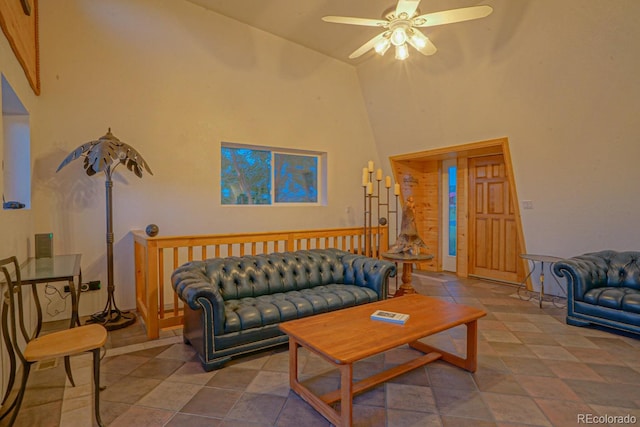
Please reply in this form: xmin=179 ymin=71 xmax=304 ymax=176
xmin=322 ymin=0 xmax=493 ymax=60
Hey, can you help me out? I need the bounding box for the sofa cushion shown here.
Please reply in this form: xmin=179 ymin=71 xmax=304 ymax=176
xmin=223 ymin=284 xmax=378 ymax=333
xmin=583 ymin=287 xmax=640 ymax=314
xmin=598 ymin=251 xmax=640 ymax=288
xmin=206 ymin=250 xmax=349 ymax=301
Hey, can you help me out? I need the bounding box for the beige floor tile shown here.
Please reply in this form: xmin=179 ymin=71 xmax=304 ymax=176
xmin=511 ymin=331 xmax=558 ymax=345
xmin=166 ymin=360 xmax=217 ymax=385
xmin=480 ymin=330 xmax=522 ymax=343
xmin=109 ymin=405 xmax=174 ymax=427
xmin=502 ymin=321 xmax=543 ymax=333
xmin=483 ymin=393 xmax=551 ymax=426
xmin=542 ymin=359 xmax=605 ymax=382
xmin=478 ymin=319 xmax=508 ymax=330
xmin=553 ymin=333 xmax=601 ymax=348
xmin=488 ymin=342 xmax=537 ymax=358
xmin=386 ymin=383 xmax=437 ymax=413
xmin=534 ymin=398 xmax=594 ymax=426
xmin=245 ymin=370 xmax=291 ymax=397
xmin=500 ymin=356 xmax=556 ymax=377
xmin=527 ymin=344 xmax=580 ymax=361
xmin=514 ymin=374 xmax=582 ymax=401
xmin=565 ymin=346 xmax=628 ymax=365
xmin=135 ymin=380 xmax=203 ymax=411
xmin=473 ymin=370 xmax=528 ymax=395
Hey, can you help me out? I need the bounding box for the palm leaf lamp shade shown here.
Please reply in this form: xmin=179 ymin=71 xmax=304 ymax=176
xmin=57 ymin=128 xmax=153 ymax=330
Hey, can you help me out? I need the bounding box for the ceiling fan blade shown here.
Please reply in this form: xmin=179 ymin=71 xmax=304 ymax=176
xmin=407 ymin=29 xmax=437 ymax=56
xmin=395 ymin=0 xmax=421 ymax=19
xmin=322 ymin=16 xmax=388 ymax=27
xmin=349 ymin=32 xmax=388 ymax=59
xmin=413 ymin=5 xmax=493 ymax=28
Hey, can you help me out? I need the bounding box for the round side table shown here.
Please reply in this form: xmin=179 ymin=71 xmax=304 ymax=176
xmin=381 ymin=252 xmax=434 ymax=297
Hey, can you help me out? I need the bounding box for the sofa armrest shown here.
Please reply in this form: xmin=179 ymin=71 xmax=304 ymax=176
xmin=341 ymin=253 xmax=397 ymax=299
xmin=172 ymin=261 xmax=226 ymax=334
xmin=553 ymin=254 xmax=609 ymax=301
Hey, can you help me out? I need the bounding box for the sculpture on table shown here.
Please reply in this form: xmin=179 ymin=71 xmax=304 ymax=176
xmin=388 ymin=196 xmax=428 ymax=256
xmin=57 ymin=128 xmax=153 ymax=330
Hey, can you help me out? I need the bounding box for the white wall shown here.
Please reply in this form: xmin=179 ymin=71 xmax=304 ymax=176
xmin=33 ymin=0 xmax=379 ymax=315
xmin=358 ymin=0 xmax=640 ymax=258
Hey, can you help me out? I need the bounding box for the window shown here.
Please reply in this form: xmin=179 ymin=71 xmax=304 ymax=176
xmin=220 ymin=144 xmax=322 ymax=205
xmin=221 ymin=143 xmax=325 ymax=205
xmin=447 ymin=165 xmax=457 ymax=256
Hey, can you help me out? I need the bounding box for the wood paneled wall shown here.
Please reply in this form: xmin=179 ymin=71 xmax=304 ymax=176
xmin=0 ymin=0 xmax=39 ymax=94
xmin=390 ymin=159 xmax=439 ymax=270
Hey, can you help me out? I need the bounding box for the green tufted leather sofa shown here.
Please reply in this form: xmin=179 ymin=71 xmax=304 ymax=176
xmin=554 ymin=250 xmax=640 ymax=335
xmin=172 ymin=248 xmax=397 ymax=371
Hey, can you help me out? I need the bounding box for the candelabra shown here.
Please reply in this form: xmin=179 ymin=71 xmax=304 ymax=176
xmin=361 ymin=161 xmax=400 ymax=257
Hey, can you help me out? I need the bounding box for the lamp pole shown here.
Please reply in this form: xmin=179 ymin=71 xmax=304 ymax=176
xmin=57 ymin=128 xmax=151 ymax=330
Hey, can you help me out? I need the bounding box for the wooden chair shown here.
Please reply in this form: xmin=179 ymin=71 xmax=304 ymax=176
xmin=0 ymin=256 xmax=108 ymax=426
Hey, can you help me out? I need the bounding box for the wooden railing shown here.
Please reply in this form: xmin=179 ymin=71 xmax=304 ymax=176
xmin=133 ymin=226 xmax=389 ymax=339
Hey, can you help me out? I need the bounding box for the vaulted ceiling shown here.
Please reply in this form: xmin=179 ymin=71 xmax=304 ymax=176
xmin=185 ymin=0 xmax=492 ymax=65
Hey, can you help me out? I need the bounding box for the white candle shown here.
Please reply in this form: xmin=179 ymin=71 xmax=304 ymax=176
xmin=367 ymin=182 xmax=373 ymax=195
xmin=385 ymin=176 xmax=391 ymax=188
xmin=376 ymin=169 xmax=382 ymax=181
xmin=394 ymin=183 xmax=400 ymax=195
xmin=362 ymin=167 xmax=368 ymax=186
xmin=368 ymin=160 xmax=374 ymax=172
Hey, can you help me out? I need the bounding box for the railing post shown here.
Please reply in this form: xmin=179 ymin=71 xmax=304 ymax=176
xmin=146 ymin=239 xmax=160 ymax=339
xmin=134 ymin=236 xmax=146 ymax=318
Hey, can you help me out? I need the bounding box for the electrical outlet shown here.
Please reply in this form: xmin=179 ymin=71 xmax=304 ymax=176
xmin=522 ymin=200 xmax=533 ymax=209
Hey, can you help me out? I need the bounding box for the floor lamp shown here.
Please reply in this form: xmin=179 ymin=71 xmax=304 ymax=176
xmin=57 ymin=128 xmax=153 ymax=330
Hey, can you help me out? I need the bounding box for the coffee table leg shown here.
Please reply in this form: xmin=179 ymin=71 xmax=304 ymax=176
xmin=288 ymin=338 xmax=299 ymax=389
xmin=286 ymin=338 xmax=351 ymax=426
xmin=339 ymin=363 xmax=353 ymax=426
xmin=464 ymin=319 xmax=479 ymax=372
xmin=409 ymin=319 xmax=480 ymax=372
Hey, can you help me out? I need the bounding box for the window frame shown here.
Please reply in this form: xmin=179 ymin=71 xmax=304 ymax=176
xmin=220 ymin=142 xmax=326 ymax=207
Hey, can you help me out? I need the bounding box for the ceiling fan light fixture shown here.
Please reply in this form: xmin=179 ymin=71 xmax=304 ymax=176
xmin=395 ymin=43 xmax=409 ymax=60
xmin=374 ymin=37 xmax=391 ymax=55
xmin=409 ymin=30 xmax=427 ymax=49
xmin=390 ymin=27 xmax=407 ymax=46
xmin=323 ymin=0 xmax=493 ymax=61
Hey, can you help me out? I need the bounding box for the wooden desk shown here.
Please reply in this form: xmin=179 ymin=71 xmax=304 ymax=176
xmin=279 ymin=294 xmax=486 ymax=427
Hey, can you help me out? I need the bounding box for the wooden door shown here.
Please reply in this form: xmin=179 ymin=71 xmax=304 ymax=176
xmin=469 ymin=155 xmax=522 ymax=283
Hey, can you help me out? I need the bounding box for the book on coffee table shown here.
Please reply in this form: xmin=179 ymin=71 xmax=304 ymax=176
xmin=370 ymin=310 xmax=409 ymax=325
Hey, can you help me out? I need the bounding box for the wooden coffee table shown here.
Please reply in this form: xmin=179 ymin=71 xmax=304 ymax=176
xmin=279 ymin=294 xmax=486 ymax=426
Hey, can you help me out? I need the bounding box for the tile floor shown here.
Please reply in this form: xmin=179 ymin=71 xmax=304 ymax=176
xmin=3 ymin=272 xmax=640 ymax=426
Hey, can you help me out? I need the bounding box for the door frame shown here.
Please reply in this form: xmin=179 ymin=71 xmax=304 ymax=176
xmin=389 ymin=137 xmax=528 ymax=280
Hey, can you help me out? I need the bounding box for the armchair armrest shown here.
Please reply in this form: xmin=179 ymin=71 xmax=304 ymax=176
xmin=553 ymin=254 xmax=609 ymax=301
